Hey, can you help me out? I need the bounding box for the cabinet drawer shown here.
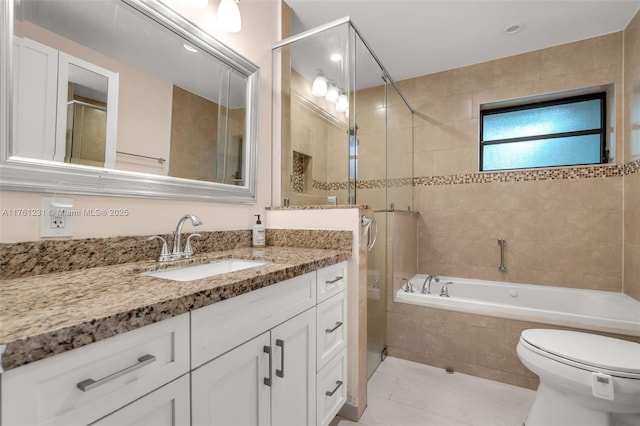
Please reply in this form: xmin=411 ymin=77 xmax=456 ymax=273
xmin=316 ymin=291 xmax=346 ymax=371
xmin=191 ymin=271 xmax=316 ymax=368
xmin=1 ymin=313 xmax=190 ymax=426
xmin=316 ymin=350 xmax=347 ymax=426
xmin=92 ymin=374 xmax=190 ymax=426
xmin=317 ymin=261 xmax=347 ymax=303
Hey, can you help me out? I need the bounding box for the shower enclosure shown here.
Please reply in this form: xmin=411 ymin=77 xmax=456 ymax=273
xmin=272 ymin=17 xmax=414 ymax=377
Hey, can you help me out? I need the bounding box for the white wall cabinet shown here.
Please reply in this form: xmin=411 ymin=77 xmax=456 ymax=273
xmin=13 ymin=36 xmax=58 ymax=160
xmin=1 ymin=262 xmax=348 ymax=426
xmin=12 ymin=36 xmax=118 ymax=166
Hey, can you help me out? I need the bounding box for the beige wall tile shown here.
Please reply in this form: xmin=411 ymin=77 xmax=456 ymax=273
xmin=540 ymin=38 xmax=594 ymax=78
xmin=413 ymin=151 xmax=434 ymax=177
xmin=493 ymin=50 xmax=541 ymax=87
xmin=414 ymin=122 xmax=453 ymax=152
xmin=432 ymin=147 xmax=476 ymax=175
xmin=451 ymin=61 xmax=495 ymax=94
xmin=593 ymin=33 xmax=623 ymax=70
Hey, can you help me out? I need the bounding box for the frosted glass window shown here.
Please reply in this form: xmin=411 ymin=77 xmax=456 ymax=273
xmin=480 ymin=93 xmax=606 ymax=171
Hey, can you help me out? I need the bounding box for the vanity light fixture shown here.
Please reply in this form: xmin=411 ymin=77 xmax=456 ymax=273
xmin=218 ymin=0 xmax=241 ymax=33
xmin=311 ymin=72 xmax=328 ymax=97
xmin=336 ymin=92 xmax=348 ymax=112
xmin=326 ymin=81 xmax=339 ymax=104
xmin=330 ymin=52 xmax=342 ymax=62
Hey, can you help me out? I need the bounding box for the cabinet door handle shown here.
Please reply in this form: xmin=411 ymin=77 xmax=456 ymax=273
xmin=325 ymin=380 xmax=343 ymax=397
xmin=263 ymin=345 xmax=272 ymax=386
xmin=77 ymin=354 xmax=156 ymax=392
xmin=325 ymin=321 xmax=343 ymax=333
xmin=276 ymin=339 xmax=285 ymax=378
xmin=326 ymin=276 xmax=343 ymax=285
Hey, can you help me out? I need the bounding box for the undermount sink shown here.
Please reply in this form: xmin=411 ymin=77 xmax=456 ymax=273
xmin=143 ymin=258 xmax=268 ymax=282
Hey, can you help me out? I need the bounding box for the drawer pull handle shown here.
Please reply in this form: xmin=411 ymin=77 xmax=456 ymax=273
xmin=263 ymin=346 xmax=272 ymax=387
xmin=326 ymin=276 xmax=343 ymax=285
xmin=276 ymin=339 xmax=285 ymax=378
xmin=77 ymin=354 xmax=156 ymax=392
xmin=325 ymin=321 xmax=343 ymax=333
xmin=325 ymin=380 xmax=343 ymax=397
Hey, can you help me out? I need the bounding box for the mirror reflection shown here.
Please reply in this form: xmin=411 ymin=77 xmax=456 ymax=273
xmin=12 ymin=0 xmax=248 ymax=186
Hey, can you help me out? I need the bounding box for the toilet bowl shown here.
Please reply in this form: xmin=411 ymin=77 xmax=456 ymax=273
xmin=516 ymin=329 xmax=640 ymax=426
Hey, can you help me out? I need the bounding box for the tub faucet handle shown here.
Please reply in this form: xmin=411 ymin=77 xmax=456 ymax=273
xmin=440 ymin=281 xmax=454 ymax=297
xmin=401 ymin=278 xmax=414 ymax=293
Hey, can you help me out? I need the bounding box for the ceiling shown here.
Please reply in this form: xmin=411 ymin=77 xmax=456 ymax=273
xmin=285 ymin=0 xmax=640 ymax=84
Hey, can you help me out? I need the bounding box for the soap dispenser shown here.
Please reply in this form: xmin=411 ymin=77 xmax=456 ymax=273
xmin=252 ymin=214 xmax=265 ymax=247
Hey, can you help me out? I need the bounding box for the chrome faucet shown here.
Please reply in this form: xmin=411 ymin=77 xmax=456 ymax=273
xmin=147 ymin=213 xmax=203 ymax=262
xmin=439 ymin=281 xmax=454 ymax=297
xmin=172 ymin=214 xmax=202 ymax=258
xmin=422 ymin=275 xmax=440 ymax=294
xmin=401 ymin=278 xmax=414 ymax=293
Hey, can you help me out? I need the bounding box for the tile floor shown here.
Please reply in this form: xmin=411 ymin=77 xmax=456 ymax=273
xmin=332 ymin=357 xmax=536 ymax=426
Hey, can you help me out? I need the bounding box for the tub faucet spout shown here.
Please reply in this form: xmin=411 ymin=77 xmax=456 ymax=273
xmin=422 ymin=275 xmax=440 ymax=294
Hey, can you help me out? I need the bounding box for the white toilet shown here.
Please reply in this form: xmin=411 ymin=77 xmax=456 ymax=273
xmin=516 ymin=329 xmax=640 ymax=426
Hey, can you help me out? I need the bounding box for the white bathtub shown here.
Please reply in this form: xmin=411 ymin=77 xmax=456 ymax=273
xmin=396 ymin=275 xmax=640 ymax=336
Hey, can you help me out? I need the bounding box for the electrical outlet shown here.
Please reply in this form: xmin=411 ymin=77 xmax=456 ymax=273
xmin=40 ymin=197 xmax=74 ymax=238
xmin=51 ymin=215 xmax=65 ymax=229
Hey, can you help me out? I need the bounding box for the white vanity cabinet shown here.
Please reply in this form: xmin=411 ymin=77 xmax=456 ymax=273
xmin=191 ymin=308 xmax=316 ymax=426
xmin=1 ymin=261 xmax=348 ymax=426
xmin=190 ymin=271 xmax=318 ymax=426
xmin=91 ymin=375 xmax=191 ymax=426
xmin=315 ymin=262 xmax=348 ymax=426
xmin=1 ymin=313 xmax=190 ymax=426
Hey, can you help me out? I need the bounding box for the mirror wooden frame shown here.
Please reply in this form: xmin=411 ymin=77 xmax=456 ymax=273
xmin=0 ymin=0 xmax=260 ymax=204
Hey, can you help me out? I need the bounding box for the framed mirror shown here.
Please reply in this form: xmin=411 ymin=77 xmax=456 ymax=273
xmin=0 ymin=0 xmax=259 ymax=203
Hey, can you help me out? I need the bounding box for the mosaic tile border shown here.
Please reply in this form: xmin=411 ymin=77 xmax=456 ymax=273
xmin=624 ymin=159 xmax=640 ymax=175
xmin=414 ymin=164 xmax=623 ymax=186
xmin=299 ymin=162 xmax=639 ymax=192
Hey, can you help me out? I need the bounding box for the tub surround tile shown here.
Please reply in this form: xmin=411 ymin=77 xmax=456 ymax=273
xmin=387 ymin=300 xmax=640 ymax=390
xmin=0 ymin=246 xmax=351 ymax=371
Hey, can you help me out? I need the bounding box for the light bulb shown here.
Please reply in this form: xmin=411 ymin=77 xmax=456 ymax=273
xmin=311 ymin=74 xmax=328 ymax=97
xmin=336 ymin=92 xmax=348 ymax=112
xmin=325 ymin=83 xmax=339 ymax=104
xmin=218 ymin=0 xmax=241 ymax=33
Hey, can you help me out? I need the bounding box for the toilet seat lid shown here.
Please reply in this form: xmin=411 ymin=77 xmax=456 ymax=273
xmin=521 ymin=329 xmax=640 ymax=375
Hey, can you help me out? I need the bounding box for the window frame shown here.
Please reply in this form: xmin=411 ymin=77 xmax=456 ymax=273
xmin=479 ymin=92 xmax=607 ymax=172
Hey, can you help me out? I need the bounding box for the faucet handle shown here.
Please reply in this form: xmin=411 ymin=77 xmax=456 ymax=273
xmin=184 ymin=233 xmax=202 ymax=258
xmin=401 ymin=278 xmax=414 ymax=293
xmin=147 ymin=235 xmax=171 ymax=262
xmin=439 ymin=281 xmax=453 ymax=297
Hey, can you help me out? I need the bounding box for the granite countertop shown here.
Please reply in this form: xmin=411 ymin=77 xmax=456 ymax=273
xmin=0 ymin=246 xmax=350 ymax=372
